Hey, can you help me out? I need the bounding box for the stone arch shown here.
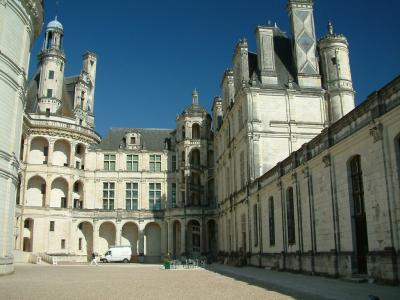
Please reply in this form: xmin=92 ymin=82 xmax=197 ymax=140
xmin=144 ymin=222 xmax=161 ymax=263
xmin=121 ymin=222 xmax=139 ymax=257
xmin=23 ymin=218 xmax=34 ymax=252
xmin=26 ymin=175 xmax=46 ymax=207
xmin=75 ymin=143 xmax=86 ymax=169
xmin=50 ymin=177 xmax=69 ymax=208
xmin=53 ymin=139 xmax=71 ymax=167
xmin=192 ymin=123 xmax=200 ymax=139
xmin=72 ymin=180 xmax=84 ymax=209
xmin=98 ymin=221 xmax=116 ymax=255
xmin=77 ymin=221 xmax=93 ymax=259
xmin=29 ymin=136 xmax=49 ymax=164
xmin=187 ymin=219 xmax=201 ymax=257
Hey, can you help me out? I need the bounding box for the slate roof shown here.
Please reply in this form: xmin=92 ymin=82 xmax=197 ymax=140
xmin=95 ymin=128 xmax=174 ymax=151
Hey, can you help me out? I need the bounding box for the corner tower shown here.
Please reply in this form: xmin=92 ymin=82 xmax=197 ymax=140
xmin=287 ymin=0 xmax=321 ymax=88
xmin=318 ymin=21 xmax=355 ymax=123
xmin=37 ymin=17 xmax=66 ymax=114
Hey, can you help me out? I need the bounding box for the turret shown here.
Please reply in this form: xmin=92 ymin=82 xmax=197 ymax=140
xmin=212 ymin=96 xmax=223 ymax=132
xmin=287 ymin=0 xmax=321 ymax=89
xmin=82 ymin=51 xmax=97 ymax=114
xmin=37 ymin=17 xmax=66 ymax=114
xmin=318 ymin=21 xmax=355 ymax=123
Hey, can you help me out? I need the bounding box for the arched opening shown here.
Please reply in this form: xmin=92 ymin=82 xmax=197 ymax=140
xmin=77 ymin=222 xmax=93 ymax=260
xmin=53 ymin=139 xmax=71 ymax=167
xmin=144 ymin=222 xmax=161 ymax=263
xmin=348 ymin=155 xmax=368 ymax=274
xmin=181 ymin=125 xmax=185 ymax=140
xmin=187 ymin=220 xmax=201 ymax=257
xmin=192 ymin=123 xmax=200 ymax=139
xmin=207 ymin=219 xmax=217 ymax=259
xmin=172 ymin=220 xmax=181 ymax=259
xmin=99 ymin=222 xmax=116 ymax=256
xmin=73 ymin=180 xmax=84 ymax=209
xmin=190 ymin=149 xmax=200 ymax=167
xmin=75 ymin=143 xmax=86 ymax=170
xmin=23 ymin=218 xmax=34 ymax=252
xmin=29 ymin=137 xmax=49 ymax=164
xmin=121 ymin=222 xmax=139 ymax=259
xmin=50 ymin=177 xmax=68 ymax=208
xmin=286 ymin=187 xmax=295 ymax=245
xmin=26 ymin=175 xmax=46 ymax=207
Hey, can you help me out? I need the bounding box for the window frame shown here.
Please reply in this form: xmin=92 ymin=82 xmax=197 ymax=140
xmin=125 ymin=182 xmax=138 ymax=210
xmin=149 ymin=182 xmax=161 ymax=210
xmin=126 ymin=154 xmax=138 ymax=172
xmin=104 ymin=154 xmax=116 ymax=171
xmin=149 ymin=154 xmax=161 ymax=172
xmin=102 ymin=182 xmax=115 ymax=210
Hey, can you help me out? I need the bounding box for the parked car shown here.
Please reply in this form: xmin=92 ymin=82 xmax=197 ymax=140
xmin=100 ymin=246 xmax=132 ymax=263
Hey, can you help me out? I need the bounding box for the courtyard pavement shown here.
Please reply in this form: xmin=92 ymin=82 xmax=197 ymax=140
xmin=0 ymin=263 xmax=399 ymax=300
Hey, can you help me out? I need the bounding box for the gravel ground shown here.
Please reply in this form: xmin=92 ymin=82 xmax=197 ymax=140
xmin=0 ymin=264 xmax=294 ymax=300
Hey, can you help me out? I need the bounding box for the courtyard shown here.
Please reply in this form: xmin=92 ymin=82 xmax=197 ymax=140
xmin=1 ymin=263 xmax=399 ymax=300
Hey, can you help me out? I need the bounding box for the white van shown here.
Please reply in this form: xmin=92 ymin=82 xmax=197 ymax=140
xmin=100 ymin=246 xmax=132 ymax=263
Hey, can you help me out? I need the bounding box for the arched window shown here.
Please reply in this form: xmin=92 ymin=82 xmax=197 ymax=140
xmin=192 ymin=123 xmax=200 ymax=139
xmin=181 ymin=126 xmax=185 ymax=140
xmin=286 ymin=187 xmax=295 ymax=245
xmin=268 ymin=197 xmax=275 ymax=246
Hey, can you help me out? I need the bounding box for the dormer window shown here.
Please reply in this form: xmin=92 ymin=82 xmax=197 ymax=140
xmin=130 ymin=137 xmax=136 ymax=144
xmin=124 ymin=132 xmax=141 ymax=150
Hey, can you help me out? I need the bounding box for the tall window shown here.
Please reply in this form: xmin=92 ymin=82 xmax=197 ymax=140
xmin=48 ymin=70 xmax=54 ymax=79
xmin=149 ymin=183 xmax=161 ymax=210
xmin=172 ymin=155 xmax=176 ymax=172
xmin=149 ymin=155 xmax=161 ymax=172
xmin=103 ymin=182 xmax=115 ymax=210
xmin=171 ymin=183 xmax=176 ymax=208
xmin=50 ymin=221 xmax=55 ymax=232
xmin=47 ymin=89 xmax=53 ymax=97
xmin=126 ymin=154 xmax=138 ymax=171
xmin=269 ymin=197 xmax=275 ymax=246
xmin=286 ymin=187 xmax=296 ymax=245
xmin=104 ymin=154 xmax=116 ymax=171
xmin=253 ymin=204 xmax=259 ymax=246
xmin=126 ymin=182 xmax=138 ymax=210
xmin=350 ymin=156 xmax=365 ymax=216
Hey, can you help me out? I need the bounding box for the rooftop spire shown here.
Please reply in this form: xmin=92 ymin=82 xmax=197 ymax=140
xmin=192 ymin=89 xmax=199 ymax=105
xmin=328 ymin=20 xmax=334 ymax=35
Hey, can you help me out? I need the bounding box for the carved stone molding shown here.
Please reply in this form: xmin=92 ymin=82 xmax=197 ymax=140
xmin=276 ymin=180 xmax=282 ymax=190
xmin=291 ymin=172 xmax=297 ymax=183
xmin=322 ymin=154 xmax=331 ymax=168
xmin=302 ymin=167 xmax=309 ymax=178
xmin=369 ymin=123 xmax=383 ymax=143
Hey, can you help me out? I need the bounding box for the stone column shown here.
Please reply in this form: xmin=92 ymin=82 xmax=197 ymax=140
xmin=69 ymin=142 xmax=75 ymax=168
xmin=47 ymin=139 xmax=55 ymax=166
xmin=67 ymin=177 xmax=73 ymax=208
xmin=23 ymin=137 xmax=31 ymax=163
xmin=93 ymin=221 xmax=99 ymax=255
xmin=180 ymin=222 xmax=186 ymax=255
xmin=138 ymin=229 xmax=145 ymax=262
xmin=115 ymin=222 xmax=122 ymax=246
xmin=44 ymin=175 xmax=52 ymax=207
xmin=167 ymin=221 xmax=173 ymax=255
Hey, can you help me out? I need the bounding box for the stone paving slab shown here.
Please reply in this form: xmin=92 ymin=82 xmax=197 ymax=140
xmin=208 ymin=264 xmax=400 ymax=300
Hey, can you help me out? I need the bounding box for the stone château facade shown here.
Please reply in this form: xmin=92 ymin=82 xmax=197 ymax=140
xmin=1 ymin=0 xmax=399 ymax=284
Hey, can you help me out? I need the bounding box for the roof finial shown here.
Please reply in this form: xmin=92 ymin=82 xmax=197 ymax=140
xmin=192 ymin=89 xmax=199 ymax=105
xmin=328 ymin=20 xmax=334 ymax=35
xmin=55 ymin=1 xmax=60 ymax=20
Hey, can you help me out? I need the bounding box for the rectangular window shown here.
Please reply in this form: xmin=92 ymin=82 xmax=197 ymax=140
xmin=149 ymin=183 xmax=161 ymax=210
xmin=103 ymin=182 xmax=115 ymax=210
xmin=78 ymin=238 xmax=82 ymax=250
xmin=130 ymin=137 xmax=136 ymax=144
xmin=61 ymin=239 xmax=66 ymax=249
xmin=48 ymin=70 xmax=54 ymax=79
xmin=50 ymin=221 xmax=55 ymax=232
xmin=126 ymin=154 xmax=138 ymax=172
xmin=126 ymin=182 xmax=138 ymax=210
xmin=172 ymin=155 xmax=176 ymax=172
xmin=253 ymin=204 xmax=259 ymax=246
xmin=171 ymin=183 xmax=176 ymax=208
xmin=47 ymin=89 xmax=53 ymax=97
xmin=61 ymin=197 xmax=67 ymax=208
xmin=149 ymin=155 xmax=161 ymax=172
xmin=287 ymin=188 xmax=296 ymax=245
xmin=269 ymin=197 xmax=275 ymax=246
xmin=331 ymin=57 xmax=337 ymax=65
xmin=104 ymin=154 xmax=116 ymax=171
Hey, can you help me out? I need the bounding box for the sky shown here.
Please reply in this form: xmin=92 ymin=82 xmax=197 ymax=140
xmin=29 ymin=0 xmax=400 ymax=137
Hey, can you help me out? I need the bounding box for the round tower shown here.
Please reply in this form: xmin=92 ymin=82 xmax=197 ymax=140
xmin=318 ymin=21 xmax=355 ymax=123
xmin=37 ymin=17 xmax=66 ymax=114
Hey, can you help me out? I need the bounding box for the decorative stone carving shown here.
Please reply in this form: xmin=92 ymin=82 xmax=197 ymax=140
xmin=369 ymin=123 xmax=383 ymax=143
xmin=302 ymin=167 xmax=309 ymax=178
xmin=291 ymin=173 xmax=297 ymax=183
xmin=322 ymin=154 xmax=331 ymax=167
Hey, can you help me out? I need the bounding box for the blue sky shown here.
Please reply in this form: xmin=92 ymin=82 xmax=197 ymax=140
xmin=29 ymin=0 xmax=399 ymax=136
